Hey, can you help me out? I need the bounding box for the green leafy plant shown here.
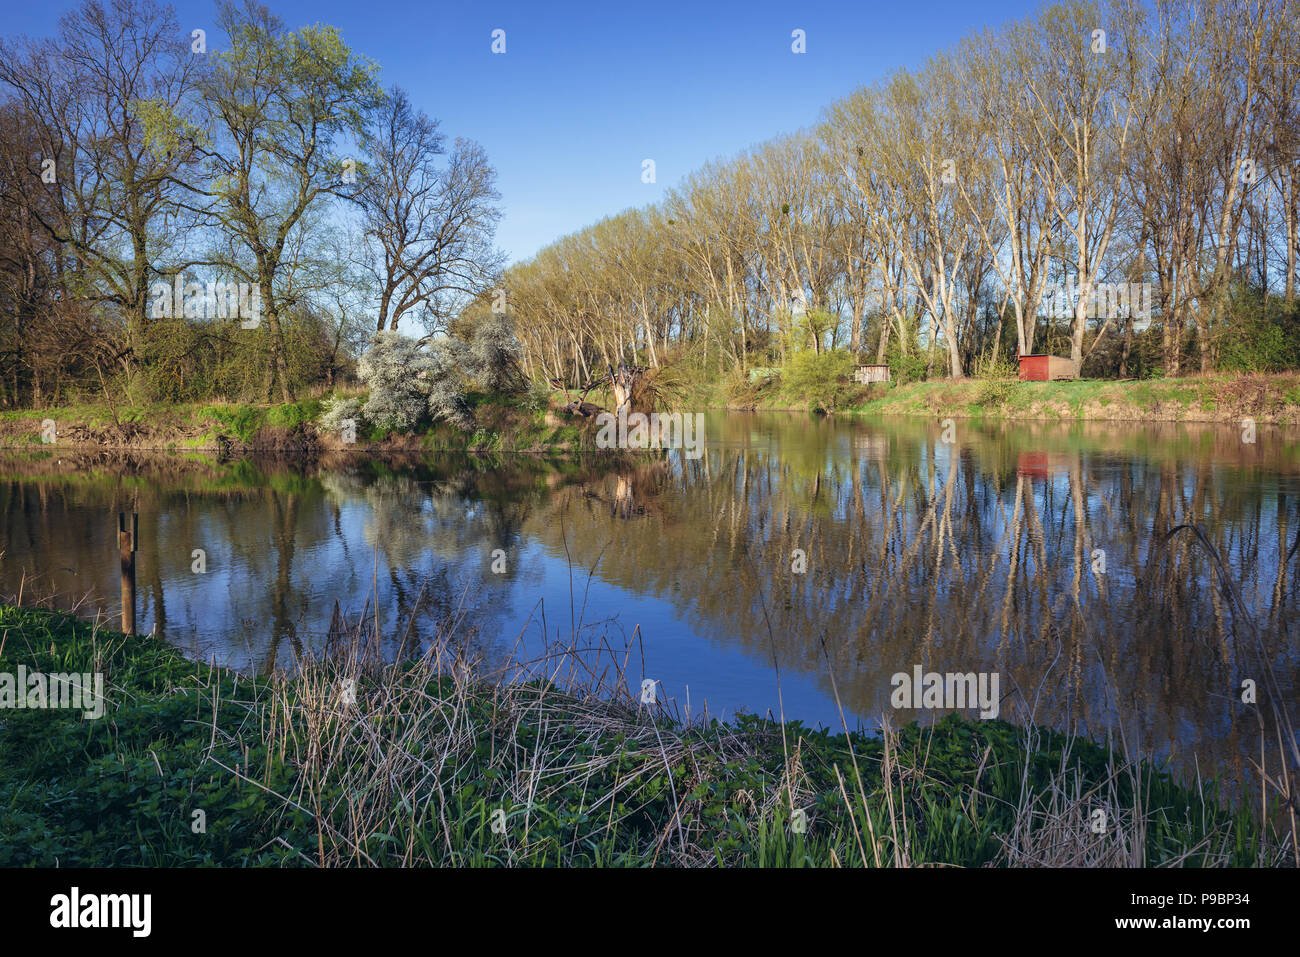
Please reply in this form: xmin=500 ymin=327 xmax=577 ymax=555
xmin=886 ymin=349 xmax=928 ymax=386
xmin=781 ymin=348 xmax=856 ymax=412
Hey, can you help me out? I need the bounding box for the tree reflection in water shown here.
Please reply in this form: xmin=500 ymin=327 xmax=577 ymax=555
xmin=0 ymin=414 xmax=1297 ymax=799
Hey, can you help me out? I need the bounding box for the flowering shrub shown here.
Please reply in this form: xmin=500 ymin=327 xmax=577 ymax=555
xmin=318 ymin=394 xmax=364 ymax=435
xmin=466 ymin=314 xmax=523 ymax=392
xmin=426 ymin=341 xmax=473 ymax=428
xmin=323 ymin=319 xmax=528 ymax=438
xmin=358 ymin=332 xmax=437 ymax=431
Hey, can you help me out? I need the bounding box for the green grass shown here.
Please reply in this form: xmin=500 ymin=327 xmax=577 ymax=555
xmin=202 ymin=401 xmax=321 ymax=442
xmin=0 ymin=605 xmax=1281 ymax=867
xmin=840 ymin=374 xmax=1300 ymax=423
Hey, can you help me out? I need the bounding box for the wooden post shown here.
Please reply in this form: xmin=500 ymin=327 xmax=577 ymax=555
xmin=119 ymin=512 xmax=137 ymax=635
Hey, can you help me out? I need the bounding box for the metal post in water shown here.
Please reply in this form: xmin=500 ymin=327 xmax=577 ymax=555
xmin=118 ymin=511 xmax=137 ymax=635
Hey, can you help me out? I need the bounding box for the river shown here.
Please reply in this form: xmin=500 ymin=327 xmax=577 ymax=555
xmin=2 ymin=411 xmax=1297 ymax=796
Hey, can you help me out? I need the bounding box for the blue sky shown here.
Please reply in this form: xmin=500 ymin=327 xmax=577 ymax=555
xmin=8 ymin=0 xmax=1040 ymax=264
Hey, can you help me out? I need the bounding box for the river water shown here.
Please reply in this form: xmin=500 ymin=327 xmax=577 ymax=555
xmin=3 ymin=411 xmax=1297 ymax=795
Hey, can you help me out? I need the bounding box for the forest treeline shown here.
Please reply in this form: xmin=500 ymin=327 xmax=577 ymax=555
xmin=497 ymin=0 xmax=1300 ymax=387
xmin=2 ymin=0 xmax=1299 ymax=413
xmin=0 ymin=0 xmax=504 ymax=408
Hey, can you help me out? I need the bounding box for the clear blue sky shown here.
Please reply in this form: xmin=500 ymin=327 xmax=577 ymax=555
xmin=8 ymin=0 xmax=1039 ymax=264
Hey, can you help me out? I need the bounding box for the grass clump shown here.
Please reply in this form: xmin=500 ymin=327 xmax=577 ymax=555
xmin=0 ymin=603 xmax=1286 ymax=867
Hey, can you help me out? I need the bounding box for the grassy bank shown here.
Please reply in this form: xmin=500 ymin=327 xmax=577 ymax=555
xmin=735 ymin=373 xmax=1300 ymax=425
xmin=4 ymin=374 xmax=1300 ymax=456
xmin=0 ymin=393 xmax=590 ymax=454
xmin=0 ymin=604 xmax=1282 ymax=867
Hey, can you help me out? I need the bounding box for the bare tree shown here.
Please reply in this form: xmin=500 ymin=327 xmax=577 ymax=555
xmin=360 ymin=85 xmax=503 ymax=335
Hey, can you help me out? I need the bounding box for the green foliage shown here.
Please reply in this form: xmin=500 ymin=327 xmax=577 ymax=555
xmin=974 ymin=377 xmax=1017 ymax=407
xmin=0 ymin=606 xmax=299 ymax=866
xmin=1217 ymin=285 xmax=1300 ymax=374
xmin=973 ymin=349 xmax=1020 ymax=381
xmin=136 ymin=320 xmax=209 ymax=403
xmin=265 ymin=398 xmax=323 ymax=430
xmin=795 ymin=309 xmax=840 ymax=353
xmin=781 ymin=349 xmax=856 ymax=412
xmin=203 ymin=400 xmax=322 ymax=443
xmin=886 ymin=348 xmax=929 ymax=386
xmin=0 ymin=606 xmax=1277 ymax=867
xmin=206 ymin=403 xmax=264 ymax=443
xmin=972 ymin=349 xmax=1020 ymax=407
xmin=130 ymin=310 xmax=347 ymax=405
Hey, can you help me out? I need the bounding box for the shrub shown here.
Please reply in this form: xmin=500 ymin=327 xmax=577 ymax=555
xmin=354 ymin=331 xmax=473 ymax=433
xmin=1219 ymin=319 xmax=1293 ymax=374
xmin=266 ymin=399 xmax=322 ymax=430
xmin=887 ymin=349 xmax=928 ymax=386
xmin=465 ymin=314 xmax=524 ymax=393
xmin=318 ymin=394 xmax=363 ymax=435
xmin=519 ymin=382 xmax=552 ymax=414
xmin=974 ymin=377 xmax=1016 ymax=407
xmin=426 ymin=344 xmax=474 ymax=429
xmin=973 ymin=349 xmax=1019 ymax=381
xmin=206 ymin=403 xmax=263 ymax=442
xmin=1216 ymin=282 xmax=1300 ymax=374
xmin=358 ymin=332 xmax=436 ymax=431
xmin=781 ymin=348 xmax=856 ymax=413
xmin=972 ymin=348 xmax=1019 ymax=407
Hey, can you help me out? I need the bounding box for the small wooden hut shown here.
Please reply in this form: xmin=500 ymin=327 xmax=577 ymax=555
xmin=1017 ymin=354 xmax=1077 ymax=381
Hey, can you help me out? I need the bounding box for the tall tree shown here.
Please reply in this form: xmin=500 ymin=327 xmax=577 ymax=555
xmin=197 ymin=0 xmax=382 ymax=401
xmin=0 ymin=0 xmax=201 ymax=387
xmin=360 ymin=85 xmax=503 ymax=335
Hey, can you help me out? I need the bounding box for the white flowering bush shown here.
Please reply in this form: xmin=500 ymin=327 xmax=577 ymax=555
xmin=321 ymin=322 xmax=528 ymax=439
xmin=466 ymin=314 xmax=523 ymax=392
xmin=336 ymin=331 xmax=474 ymax=433
xmin=318 ymin=394 xmax=363 ymax=435
xmin=356 ymin=332 xmax=434 ymax=431
xmin=426 ymin=341 xmax=474 ymax=428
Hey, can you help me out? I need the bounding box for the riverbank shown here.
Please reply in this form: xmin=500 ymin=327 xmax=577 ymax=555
xmin=729 ymin=373 xmax=1300 ymax=425
xmin=0 ymin=393 xmax=590 ymax=455
xmin=0 ymin=603 xmax=1281 ymax=867
xmin=3 ymin=374 xmax=1300 ymax=456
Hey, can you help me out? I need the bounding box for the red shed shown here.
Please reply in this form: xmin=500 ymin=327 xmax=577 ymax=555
xmin=1018 ymin=354 xmax=1076 ymax=381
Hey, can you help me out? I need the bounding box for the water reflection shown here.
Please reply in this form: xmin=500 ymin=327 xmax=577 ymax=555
xmin=1 ymin=414 xmax=1297 ymax=796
